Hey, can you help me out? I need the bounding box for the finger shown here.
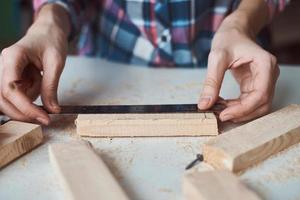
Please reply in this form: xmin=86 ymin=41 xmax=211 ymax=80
xmin=2 ymin=82 xmax=50 ymax=124
xmin=219 ymin=91 xmax=266 ymax=122
xmin=41 ymin=49 xmax=64 ymax=113
xmin=232 ymin=104 xmax=270 ymax=123
xmin=1 ymin=47 xmax=27 ymax=82
xmin=252 ymin=54 xmax=277 ymax=95
xmin=223 ymin=98 xmax=240 ymax=107
xmin=198 ymin=50 xmax=229 ymax=110
xmin=220 ymin=54 xmax=276 ymax=122
xmin=1 ymin=47 xmax=50 ymax=125
xmin=0 ymin=94 xmax=29 ymax=122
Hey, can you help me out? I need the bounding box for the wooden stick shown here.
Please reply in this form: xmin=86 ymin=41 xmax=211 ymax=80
xmin=203 ymin=104 xmax=300 ymax=172
xmin=49 ymin=141 xmax=130 ymax=200
xmin=183 ymin=170 xmax=261 ymax=200
xmin=0 ymin=121 xmax=43 ymax=168
xmin=76 ymin=113 xmax=218 ymax=137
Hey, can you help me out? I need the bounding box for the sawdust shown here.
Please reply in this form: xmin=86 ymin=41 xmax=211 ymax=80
xmin=128 ymin=157 xmax=134 ymax=165
xmin=262 ymin=153 xmax=300 ymax=182
xmin=21 ymin=158 xmax=27 ymax=168
xmin=176 ymin=140 xmax=208 ymax=154
xmin=158 ymin=188 xmax=173 ymax=193
xmin=241 ymin=143 xmax=300 ymax=183
xmin=182 ymin=145 xmax=194 ymax=154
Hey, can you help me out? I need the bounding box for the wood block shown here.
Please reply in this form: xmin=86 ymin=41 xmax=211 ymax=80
xmin=183 ymin=170 xmax=261 ymax=200
xmin=49 ymin=141 xmax=130 ymax=200
xmin=0 ymin=121 xmax=43 ymax=168
xmin=76 ymin=112 xmax=218 ymax=137
xmin=203 ymin=104 xmax=300 ymax=172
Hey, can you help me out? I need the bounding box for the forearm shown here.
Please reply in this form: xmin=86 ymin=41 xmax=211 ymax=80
xmin=220 ymin=0 xmax=269 ymax=38
xmin=29 ymin=4 xmax=71 ymax=39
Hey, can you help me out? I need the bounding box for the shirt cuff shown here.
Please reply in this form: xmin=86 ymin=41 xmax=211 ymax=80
xmin=32 ymin=0 xmax=80 ymax=41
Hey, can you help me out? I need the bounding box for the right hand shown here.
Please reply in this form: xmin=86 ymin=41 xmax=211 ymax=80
xmin=0 ymin=4 xmax=69 ymax=125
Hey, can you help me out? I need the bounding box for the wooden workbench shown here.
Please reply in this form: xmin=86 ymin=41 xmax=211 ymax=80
xmin=0 ymin=57 xmax=300 ymax=200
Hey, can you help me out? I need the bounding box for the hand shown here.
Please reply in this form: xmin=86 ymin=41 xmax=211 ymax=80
xmin=0 ymin=4 xmax=69 ymax=125
xmin=198 ymin=17 xmax=279 ymax=122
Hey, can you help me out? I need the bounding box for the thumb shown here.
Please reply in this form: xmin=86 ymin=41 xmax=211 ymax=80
xmin=198 ymin=51 xmax=228 ymax=110
xmin=41 ymin=50 xmax=65 ymax=113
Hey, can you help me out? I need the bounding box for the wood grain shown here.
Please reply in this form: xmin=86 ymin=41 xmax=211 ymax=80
xmin=49 ymin=141 xmax=130 ymax=200
xmin=76 ymin=112 xmax=218 ymax=137
xmin=0 ymin=121 xmax=43 ymax=168
xmin=203 ymin=104 xmax=300 ymax=172
xmin=183 ymin=170 xmax=261 ymax=200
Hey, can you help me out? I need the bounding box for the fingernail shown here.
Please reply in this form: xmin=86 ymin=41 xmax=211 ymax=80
xmin=221 ymin=114 xmax=233 ymax=122
xmin=198 ymin=96 xmax=212 ymax=109
xmin=36 ymin=117 xmax=50 ymax=125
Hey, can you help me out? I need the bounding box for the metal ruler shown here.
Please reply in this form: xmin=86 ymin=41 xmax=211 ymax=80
xmin=57 ymin=103 xmax=224 ymax=114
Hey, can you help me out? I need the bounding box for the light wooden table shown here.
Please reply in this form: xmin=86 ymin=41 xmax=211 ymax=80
xmin=0 ymin=57 xmax=300 ymax=200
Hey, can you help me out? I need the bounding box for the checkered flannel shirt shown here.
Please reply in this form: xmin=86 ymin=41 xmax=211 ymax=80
xmin=33 ymin=0 xmax=289 ymax=67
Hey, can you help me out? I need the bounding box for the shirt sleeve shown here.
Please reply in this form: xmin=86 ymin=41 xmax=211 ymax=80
xmin=32 ymin=0 xmax=88 ymax=40
xmin=266 ymin=0 xmax=290 ymax=20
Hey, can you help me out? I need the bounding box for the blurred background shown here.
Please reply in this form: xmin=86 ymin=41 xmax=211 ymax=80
xmin=0 ymin=0 xmax=299 ymax=64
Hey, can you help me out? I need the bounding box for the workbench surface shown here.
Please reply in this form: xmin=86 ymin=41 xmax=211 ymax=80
xmin=1 ymin=57 xmax=300 ymax=200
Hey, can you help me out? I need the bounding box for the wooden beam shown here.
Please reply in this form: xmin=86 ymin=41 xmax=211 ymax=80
xmin=203 ymin=104 xmax=300 ymax=172
xmin=0 ymin=121 xmax=43 ymax=168
xmin=183 ymin=170 xmax=261 ymax=200
xmin=76 ymin=112 xmax=218 ymax=137
xmin=49 ymin=141 xmax=130 ymax=200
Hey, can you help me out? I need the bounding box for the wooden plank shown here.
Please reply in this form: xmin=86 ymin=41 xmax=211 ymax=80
xmin=183 ymin=170 xmax=261 ymax=200
xmin=203 ymin=104 xmax=300 ymax=172
xmin=76 ymin=112 xmax=218 ymax=137
xmin=0 ymin=121 xmax=43 ymax=168
xmin=49 ymin=141 xmax=130 ymax=200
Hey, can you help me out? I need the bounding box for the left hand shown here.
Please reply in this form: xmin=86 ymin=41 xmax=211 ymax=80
xmin=198 ymin=18 xmax=280 ymax=122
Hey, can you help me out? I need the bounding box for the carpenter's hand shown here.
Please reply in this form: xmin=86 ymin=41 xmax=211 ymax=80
xmin=0 ymin=5 xmax=69 ymax=125
xmin=198 ymin=24 xmax=279 ymax=122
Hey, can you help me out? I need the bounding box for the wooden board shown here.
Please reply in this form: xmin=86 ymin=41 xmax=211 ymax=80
xmin=49 ymin=141 xmax=130 ymax=200
xmin=0 ymin=121 xmax=43 ymax=168
xmin=76 ymin=112 xmax=218 ymax=137
xmin=183 ymin=170 xmax=261 ymax=200
xmin=203 ymin=104 xmax=300 ymax=172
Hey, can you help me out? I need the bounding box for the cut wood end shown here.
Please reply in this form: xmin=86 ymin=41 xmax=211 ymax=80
xmin=202 ymin=104 xmax=300 ymax=173
xmin=202 ymin=144 xmax=234 ymax=171
xmin=0 ymin=121 xmax=43 ymax=168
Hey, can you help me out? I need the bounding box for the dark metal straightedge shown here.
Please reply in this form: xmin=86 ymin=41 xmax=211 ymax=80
xmin=58 ymin=103 xmax=224 ymax=114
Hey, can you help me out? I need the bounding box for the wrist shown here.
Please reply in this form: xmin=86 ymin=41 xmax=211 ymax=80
xmin=220 ymin=11 xmax=254 ymax=38
xmin=31 ymin=4 xmax=70 ymax=39
xmin=221 ymin=0 xmax=269 ymax=38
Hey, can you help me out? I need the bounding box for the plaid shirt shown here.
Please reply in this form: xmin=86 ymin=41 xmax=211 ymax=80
xmin=33 ymin=0 xmax=289 ymax=67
